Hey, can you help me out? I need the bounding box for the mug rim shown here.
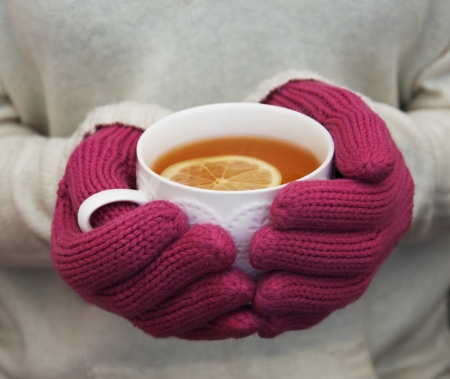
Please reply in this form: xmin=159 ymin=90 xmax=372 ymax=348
xmin=136 ymin=102 xmax=334 ymax=195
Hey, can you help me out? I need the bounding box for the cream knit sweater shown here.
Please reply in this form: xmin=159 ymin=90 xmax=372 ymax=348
xmin=0 ymin=1 xmax=450 ymax=378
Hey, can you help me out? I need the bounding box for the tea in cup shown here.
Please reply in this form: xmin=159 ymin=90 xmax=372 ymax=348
xmin=153 ymin=135 xmax=321 ymax=189
xmin=78 ymin=103 xmax=334 ymax=276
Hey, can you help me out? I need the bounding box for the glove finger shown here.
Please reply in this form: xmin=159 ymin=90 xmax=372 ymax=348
xmin=130 ymin=268 xmax=255 ymax=338
xmin=270 ymin=173 xmax=400 ymax=231
xmin=65 ymin=124 xmax=142 ymax=205
xmin=258 ymin=312 xmax=332 ymax=338
xmin=263 ymin=80 xmax=396 ymax=182
xmin=253 ymin=271 xmax=372 ymax=316
xmin=64 ymin=125 xmax=144 ymax=229
xmin=176 ymin=307 xmax=264 ymax=340
xmin=65 ymin=125 xmax=142 ymax=210
xmin=250 ymin=225 xmax=390 ymax=276
xmin=272 ymin=149 xmax=413 ymax=231
xmin=85 ymin=224 xmax=236 ymax=317
xmin=51 ymin=189 xmax=188 ymax=292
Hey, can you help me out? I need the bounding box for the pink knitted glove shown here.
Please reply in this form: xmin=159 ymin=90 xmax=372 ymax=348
xmin=51 ymin=124 xmax=261 ymax=340
xmin=250 ymin=80 xmax=414 ymax=338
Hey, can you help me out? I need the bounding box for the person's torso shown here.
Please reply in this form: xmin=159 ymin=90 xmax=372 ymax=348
xmin=1 ymin=2 xmax=450 ymax=378
xmin=0 ymin=0 xmax=441 ymax=136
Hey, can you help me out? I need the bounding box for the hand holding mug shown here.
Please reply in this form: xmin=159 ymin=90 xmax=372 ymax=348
xmin=53 ymin=102 xmax=336 ymax=340
xmin=51 ymin=124 xmax=260 ymax=340
xmin=250 ymin=80 xmax=414 ymax=338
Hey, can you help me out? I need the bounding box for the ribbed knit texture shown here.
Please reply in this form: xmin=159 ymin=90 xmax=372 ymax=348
xmin=251 ymin=80 xmax=414 ymax=338
xmin=51 ymin=124 xmax=260 ymax=339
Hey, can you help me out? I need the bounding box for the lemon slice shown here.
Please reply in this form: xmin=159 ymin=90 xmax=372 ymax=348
xmin=160 ymin=155 xmax=282 ymax=191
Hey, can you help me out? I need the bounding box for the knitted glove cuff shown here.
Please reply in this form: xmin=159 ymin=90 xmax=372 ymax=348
xmin=244 ymin=70 xmax=376 ymax=109
xmin=76 ymin=102 xmax=173 ymax=144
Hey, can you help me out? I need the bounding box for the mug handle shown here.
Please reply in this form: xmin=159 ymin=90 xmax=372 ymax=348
xmin=77 ymin=189 xmax=148 ymax=232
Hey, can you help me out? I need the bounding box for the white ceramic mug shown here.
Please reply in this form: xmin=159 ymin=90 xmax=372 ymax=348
xmin=78 ymin=103 xmax=334 ymax=276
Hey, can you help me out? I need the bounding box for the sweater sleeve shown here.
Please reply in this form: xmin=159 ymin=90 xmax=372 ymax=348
xmin=0 ymin=88 xmax=171 ymax=267
xmin=369 ymin=46 xmax=450 ymax=242
xmin=244 ymin=47 xmax=450 ymax=244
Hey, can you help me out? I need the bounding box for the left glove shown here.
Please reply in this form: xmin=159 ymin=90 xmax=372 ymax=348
xmin=51 ymin=123 xmax=261 ymax=340
xmin=249 ymin=79 xmax=414 ymax=338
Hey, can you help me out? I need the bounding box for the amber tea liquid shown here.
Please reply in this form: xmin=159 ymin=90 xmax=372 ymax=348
xmin=151 ymin=135 xmax=320 ymax=185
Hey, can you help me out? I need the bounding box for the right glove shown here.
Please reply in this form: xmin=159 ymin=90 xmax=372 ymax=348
xmin=51 ymin=123 xmax=261 ymax=340
xmin=249 ymin=79 xmax=414 ymax=337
